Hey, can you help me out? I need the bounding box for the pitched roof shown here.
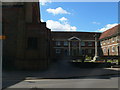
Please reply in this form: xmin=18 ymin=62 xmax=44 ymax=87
xmin=99 ymin=24 xmax=120 ymax=40
xmin=51 ymin=31 xmax=101 ymax=40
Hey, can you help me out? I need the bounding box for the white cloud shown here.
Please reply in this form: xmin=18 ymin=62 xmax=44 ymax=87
xmin=98 ymin=23 xmax=118 ymax=32
xmin=92 ymin=22 xmax=101 ymax=25
xmin=40 ymin=0 xmax=51 ymax=6
xmin=59 ymin=17 xmax=68 ymax=22
xmin=46 ymin=20 xmax=77 ymax=31
xmin=46 ymin=7 xmax=70 ymax=15
xmin=41 ymin=19 xmax=44 ymax=22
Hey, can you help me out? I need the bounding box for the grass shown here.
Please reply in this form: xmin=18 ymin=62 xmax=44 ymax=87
xmin=72 ymin=59 xmax=92 ymax=63
xmin=71 ymin=56 xmax=119 ymax=64
xmin=72 ymin=59 xmax=82 ymax=62
xmin=106 ymin=60 xmax=118 ymax=65
xmin=85 ymin=56 xmax=92 ymax=60
xmin=72 ymin=59 xmax=119 ymax=64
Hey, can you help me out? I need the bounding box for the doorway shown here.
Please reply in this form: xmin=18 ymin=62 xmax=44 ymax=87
xmin=72 ymin=48 xmax=78 ymax=56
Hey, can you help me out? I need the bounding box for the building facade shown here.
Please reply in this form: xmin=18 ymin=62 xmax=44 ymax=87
xmin=2 ymin=2 xmax=52 ymax=70
xmin=2 ymin=2 xmax=119 ymax=70
xmin=51 ymin=32 xmax=101 ymax=59
xmin=99 ymin=24 xmax=120 ymax=56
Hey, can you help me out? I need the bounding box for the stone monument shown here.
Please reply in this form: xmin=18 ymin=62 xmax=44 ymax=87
xmin=93 ymin=34 xmax=100 ymax=61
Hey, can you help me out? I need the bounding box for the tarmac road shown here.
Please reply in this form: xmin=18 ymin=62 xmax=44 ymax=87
xmin=5 ymin=75 xmax=119 ymax=88
xmin=2 ymin=59 xmax=120 ymax=89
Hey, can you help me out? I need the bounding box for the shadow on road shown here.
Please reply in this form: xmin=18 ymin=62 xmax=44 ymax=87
xmin=2 ymin=59 xmax=120 ymax=89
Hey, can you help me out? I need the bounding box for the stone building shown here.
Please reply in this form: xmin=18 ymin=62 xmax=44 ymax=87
xmin=99 ymin=24 xmax=120 ymax=56
xmin=2 ymin=2 xmax=52 ymax=70
xmin=51 ymin=31 xmax=101 ymax=60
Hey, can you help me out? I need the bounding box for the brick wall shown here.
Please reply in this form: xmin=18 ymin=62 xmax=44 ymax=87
xmin=100 ymin=35 xmax=119 ymax=56
xmin=2 ymin=2 xmax=51 ymax=70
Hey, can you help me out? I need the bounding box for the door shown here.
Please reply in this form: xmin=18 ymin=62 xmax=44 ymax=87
xmin=72 ymin=48 xmax=78 ymax=56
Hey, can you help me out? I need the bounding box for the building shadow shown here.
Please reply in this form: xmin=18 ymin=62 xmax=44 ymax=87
xmin=2 ymin=60 xmax=120 ymax=89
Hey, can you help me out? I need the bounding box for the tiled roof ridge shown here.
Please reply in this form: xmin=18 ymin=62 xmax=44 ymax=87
xmin=99 ymin=24 xmax=119 ymax=40
xmin=103 ymin=24 xmax=119 ymax=33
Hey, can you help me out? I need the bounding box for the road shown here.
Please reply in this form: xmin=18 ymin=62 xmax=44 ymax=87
xmin=2 ymin=59 xmax=120 ymax=89
xmin=5 ymin=75 xmax=119 ymax=88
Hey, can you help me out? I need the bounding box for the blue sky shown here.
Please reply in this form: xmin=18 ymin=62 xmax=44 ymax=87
xmin=40 ymin=2 xmax=118 ymax=32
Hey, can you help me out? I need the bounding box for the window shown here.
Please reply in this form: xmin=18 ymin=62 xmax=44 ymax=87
xmin=27 ymin=37 xmax=38 ymax=49
xmin=117 ymin=36 xmax=119 ymax=42
xmin=81 ymin=41 xmax=85 ymax=46
xmin=103 ymin=41 xmax=106 ymax=45
xmin=56 ymin=49 xmax=61 ymax=54
xmin=112 ymin=46 xmax=116 ymax=52
xmin=72 ymin=41 xmax=77 ymax=47
xmin=112 ymin=37 xmax=115 ymax=42
xmin=104 ymin=40 xmax=106 ymax=44
xmin=88 ymin=42 xmax=92 ymax=46
xmin=103 ymin=48 xmax=106 ymax=53
xmin=56 ymin=41 xmax=61 ymax=46
xmin=64 ymin=41 xmax=68 ymax=46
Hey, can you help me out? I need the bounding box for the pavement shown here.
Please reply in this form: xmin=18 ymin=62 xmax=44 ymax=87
xmin=2 ymin=59 xmax=120 ymax=89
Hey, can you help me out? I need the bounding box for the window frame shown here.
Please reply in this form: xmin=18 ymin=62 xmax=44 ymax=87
xmin=112 ymin=46 xmax=116 ymax=52
xmin=56 ymin=41 xmax=61 ymax=46
xmin=88 ymin=42 xmax=93 ymax=46
xmin=56 ymin=49 xmax=61 ymax=54
xmin=64 ymin=41 xmax=68 ymax=46
xmin=81 ymin=41 xmax=85 ymax=46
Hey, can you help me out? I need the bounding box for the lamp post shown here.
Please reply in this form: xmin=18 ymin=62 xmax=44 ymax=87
xmin=93 ymin=34 xmax=100 ymax=61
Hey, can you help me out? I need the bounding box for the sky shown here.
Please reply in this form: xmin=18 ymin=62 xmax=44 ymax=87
xmin=39 ymin=1 xmax=118 ymax=32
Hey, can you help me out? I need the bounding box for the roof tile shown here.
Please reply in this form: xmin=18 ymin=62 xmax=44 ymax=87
xmin=99 ymin=24 xmax=120 ymax=40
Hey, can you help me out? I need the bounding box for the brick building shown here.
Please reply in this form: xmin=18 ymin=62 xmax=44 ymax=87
xmin=2 ymin=2 xmax=119 ymax=70
xmin=99 ymin=24 xmax=120 ymax=56
xmin=51 ymin=31 xmax=101 ymax=59
xmin=2 ymin=2 xmax=52 ymax=70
